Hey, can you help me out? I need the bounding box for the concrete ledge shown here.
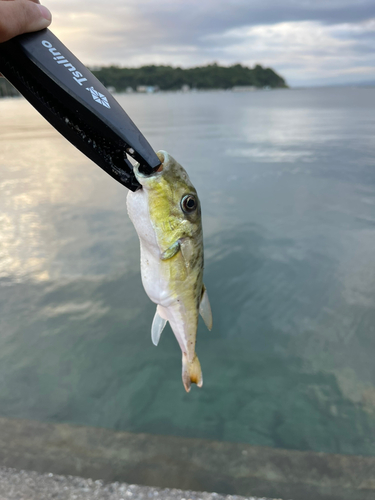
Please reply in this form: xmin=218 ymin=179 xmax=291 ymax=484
xmin=0 ymin=417 xmax=374 ymax=500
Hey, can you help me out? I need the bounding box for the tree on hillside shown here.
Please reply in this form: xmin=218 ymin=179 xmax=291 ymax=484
xmin=91 ymin=63 xmax=287 ymax=91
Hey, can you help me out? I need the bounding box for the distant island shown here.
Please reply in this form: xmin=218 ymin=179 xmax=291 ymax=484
xmin=91 ymin=63 xmax=288 ymax=92
xmin=0 ymin=62 xmax=287 ymax=98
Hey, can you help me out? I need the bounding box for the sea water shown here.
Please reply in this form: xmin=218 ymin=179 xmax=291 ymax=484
xmin=0 ymin=87 xmax=375 ymax=456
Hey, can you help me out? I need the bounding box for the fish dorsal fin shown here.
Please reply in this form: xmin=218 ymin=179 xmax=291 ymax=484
xmin=199 ymin=285 xmax=213 ymax=331
xmin=161 ymin=241 xmax=180 ymax=261
xmin=151 ymin=307 xmax=168 ymax=346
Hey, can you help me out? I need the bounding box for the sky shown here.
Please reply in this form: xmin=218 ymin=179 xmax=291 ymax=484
xmin=47 ymin=0 xmax=375 ymax=87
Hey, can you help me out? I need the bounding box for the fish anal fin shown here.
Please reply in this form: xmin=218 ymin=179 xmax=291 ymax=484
xmin=161 ymin=241 xmax=180 ymax=261
xmin=182 ymin=352 xmax=203 ymax=392
xmin=151 ymin=306 xmax=168 ymax=346
xmin=199 ymin=285 xmax=213 ymax=331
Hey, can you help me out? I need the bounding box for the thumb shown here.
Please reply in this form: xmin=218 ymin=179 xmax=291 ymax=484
xmin=0 ymin=1 xmax=52 ymax=43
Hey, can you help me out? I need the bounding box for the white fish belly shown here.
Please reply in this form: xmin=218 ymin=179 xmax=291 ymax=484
xmin=127 ymin=188 xmax=174 ymax=306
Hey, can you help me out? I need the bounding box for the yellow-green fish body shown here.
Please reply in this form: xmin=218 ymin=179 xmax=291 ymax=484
xmin=127 ymin=151 xmax=212 ymax=391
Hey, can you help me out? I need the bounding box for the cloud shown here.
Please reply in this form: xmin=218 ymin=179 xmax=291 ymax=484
xmin=206 ymin=19 xmax=375 ymax=85
xmin=46 ymin=0 xmax=375 ymax=86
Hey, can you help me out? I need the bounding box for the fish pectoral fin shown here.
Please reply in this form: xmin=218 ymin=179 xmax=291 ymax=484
xmin=151 ymin=306 xmax=168 ymax=346
xmin=182 ymin=352 xmax=203 ymax=392
xmin=180 ymin=238 xmax=195 ymax=268
xmin=199 ymin=285 xmax=213 ymax=331
xmin=161 ymin=241 xmax=180 ymax=261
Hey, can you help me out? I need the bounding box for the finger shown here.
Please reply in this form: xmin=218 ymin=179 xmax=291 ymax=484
xmin=0 ymin=0 xmax=51 ymax=43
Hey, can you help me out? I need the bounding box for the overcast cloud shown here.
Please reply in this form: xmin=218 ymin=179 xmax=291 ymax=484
xmin=48 ymin=0 xmax=375 ymax=86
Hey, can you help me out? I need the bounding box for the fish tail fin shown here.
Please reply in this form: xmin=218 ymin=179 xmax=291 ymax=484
xmin=182 ymin=352 xmax=203 ymax=392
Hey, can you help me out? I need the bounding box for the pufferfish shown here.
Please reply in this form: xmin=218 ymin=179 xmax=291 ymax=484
xmin=126 ymin=150 xmax=212 ymax=392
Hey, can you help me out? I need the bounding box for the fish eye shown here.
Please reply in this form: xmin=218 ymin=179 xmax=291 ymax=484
xmin=181 ymin=195 xmax=197 ymax=214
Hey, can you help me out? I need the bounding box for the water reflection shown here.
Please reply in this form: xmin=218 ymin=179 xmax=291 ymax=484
xmin=0 ymin=101 xmax=138 ymax=281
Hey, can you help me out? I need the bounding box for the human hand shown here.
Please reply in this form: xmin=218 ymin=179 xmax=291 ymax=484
xmin=0 ymin=0 xmax=51 ymax=44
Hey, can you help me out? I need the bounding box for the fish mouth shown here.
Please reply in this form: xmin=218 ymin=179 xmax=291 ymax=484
xmin=137 ymin=162 xmax=163 ymax=177
xmin=134 ymin=150 xmax=166 ymax=183
xmin=136 ymin=163 xmax=163 ymax=177
xmin=134 ymin=164 xmax=163 ymax=184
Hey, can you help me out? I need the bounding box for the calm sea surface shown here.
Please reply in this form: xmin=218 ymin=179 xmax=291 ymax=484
xmin=0 ymin=88 xmax=375 ymax=456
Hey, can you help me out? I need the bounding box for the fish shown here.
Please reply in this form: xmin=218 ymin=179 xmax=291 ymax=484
xmin=127 ymin=150 xmax=212 ymax=392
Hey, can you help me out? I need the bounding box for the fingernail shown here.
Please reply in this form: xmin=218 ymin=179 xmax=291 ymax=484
xmin=37 ymin=4 xmax=52 ymax=22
